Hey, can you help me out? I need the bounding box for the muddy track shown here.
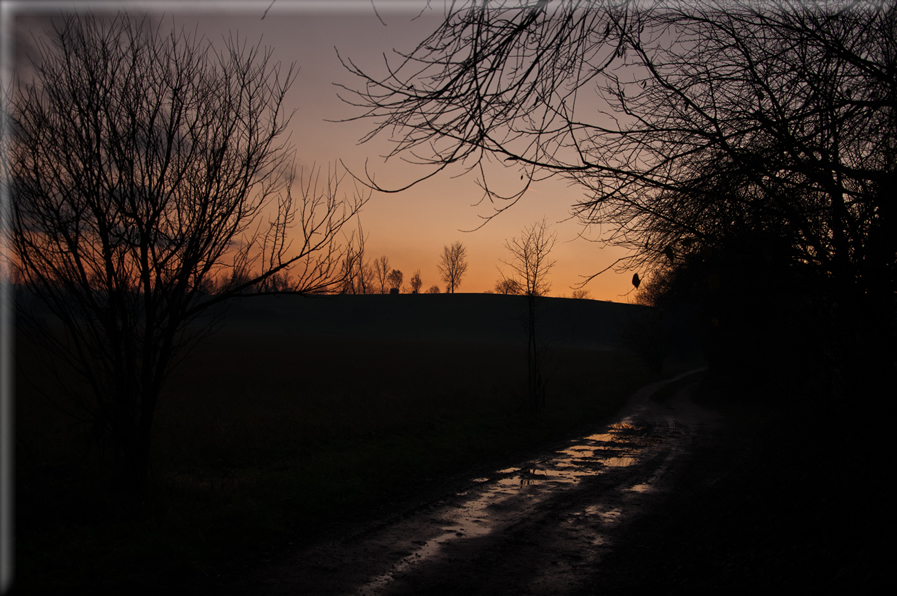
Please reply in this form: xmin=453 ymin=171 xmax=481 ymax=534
xmin=243 ymin=369 xmax=720 ymax=595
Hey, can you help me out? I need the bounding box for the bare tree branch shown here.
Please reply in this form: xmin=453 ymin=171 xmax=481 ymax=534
xmin=437 ymin=240 xmax=469 ymax=293
xmin=499 ymin=218 xmax=557 ymax=411
xmin=499 ymin=218 xmax=557 ymax=297
xmin=340 ymin=0 xmax=897 ymax=295
xmin=8 ymin=13 xmax=366 ymax=494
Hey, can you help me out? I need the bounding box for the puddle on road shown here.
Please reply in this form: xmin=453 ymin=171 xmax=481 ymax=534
xmin=355 ymin=414 xmax=670 ymax=595
xmin=628 ymin=483 xmax=653 ymax=493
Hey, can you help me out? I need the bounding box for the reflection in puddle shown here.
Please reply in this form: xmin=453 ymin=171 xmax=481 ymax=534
xmin=604 ymin=456 xmax=637 ymax=467
xmin=582 ymin=504 xmax=623 ymax=523
xmin=357 ymin=487 xmax=498 ymax=595
xmin=356 ymin=413 xmax=669 ymax=595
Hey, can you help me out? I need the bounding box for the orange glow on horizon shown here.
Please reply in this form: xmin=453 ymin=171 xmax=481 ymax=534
xmin=10 ymin=6 xmax=641 ymax=304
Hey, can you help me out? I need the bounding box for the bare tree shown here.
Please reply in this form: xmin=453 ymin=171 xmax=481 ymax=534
xmin=499 ymin=219 xmax=557 ymax=411
xmin=571 ymin=289 xmax=591 ymax=300
xmin=7 ymin=14 xmax=366 ymax=494
xmin=426 ymin=285 xmax=441 ymax=294
xmin=358 ymin=261 xmax=376 ymax=294
xmin=339 ymin=221 xmax=376 ymax=294
xmin=374 ymin=255 xmax=390 ymax=294
xmin=437 ymin=241 xmax=469 ymax=294
xmin=499 ymin=219 xmax=557 ymax=298
xmin=340 ymin=1 xmax=896 ymax=289
xmin=410 ymin=269 xmax=423 ymax=293
xmin=340 ymin=0 xmax=897 ymax=396
xmin=386 ymin=269 xmax=404 ymax=293
xmin=494 ymin=278 xmax=523 ymax=295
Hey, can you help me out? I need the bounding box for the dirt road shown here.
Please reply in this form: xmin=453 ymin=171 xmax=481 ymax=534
xmin=244 ymin=369 xmax=720 ymax=595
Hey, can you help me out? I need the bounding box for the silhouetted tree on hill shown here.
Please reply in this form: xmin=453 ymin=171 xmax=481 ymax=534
xmin=437 ymin=241 xmax=468 ymax=293
xmin=387 ymin=269 xmax=404 ymax=293
xmin=340 ymin=222 xmax=376 ymax=294
xmin=410 ymin=270 xmax=423 ymax=293
xmin=495 ymin=278 xmax=523 ymax=295
xmin=499 ymin=219 xmax=556 ymax=298
xmin=374 ymin=255 xmax=390 ymax=294
xmin=500 ymin=219 xmax=557 ymax=411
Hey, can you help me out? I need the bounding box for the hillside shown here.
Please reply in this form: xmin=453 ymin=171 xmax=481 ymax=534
xmin=209 ymin=293 xmax=653 ymax=349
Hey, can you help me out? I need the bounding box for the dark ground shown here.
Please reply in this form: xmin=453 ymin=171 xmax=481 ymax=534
xmin=12 ymin=293 xmax=889 ymax=593
xmin=223 ymin=369 xmax=889 ymax=594
xmin=579 ymin=374 xmax=889 ymax=592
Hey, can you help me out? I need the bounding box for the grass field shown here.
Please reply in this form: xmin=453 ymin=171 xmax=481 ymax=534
xmin=14 ymin=295 xmax=692 ymax=592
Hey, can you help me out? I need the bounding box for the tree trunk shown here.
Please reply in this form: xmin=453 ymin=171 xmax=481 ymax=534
xmin=105 ymin=378 xmax=161 ymax=503
xmin=527 ymin=294 xmax=545 ymax=412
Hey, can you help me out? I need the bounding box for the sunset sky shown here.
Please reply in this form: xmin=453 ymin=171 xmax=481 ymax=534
xmin=7 ymin=0 xmax=637 ymax=301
